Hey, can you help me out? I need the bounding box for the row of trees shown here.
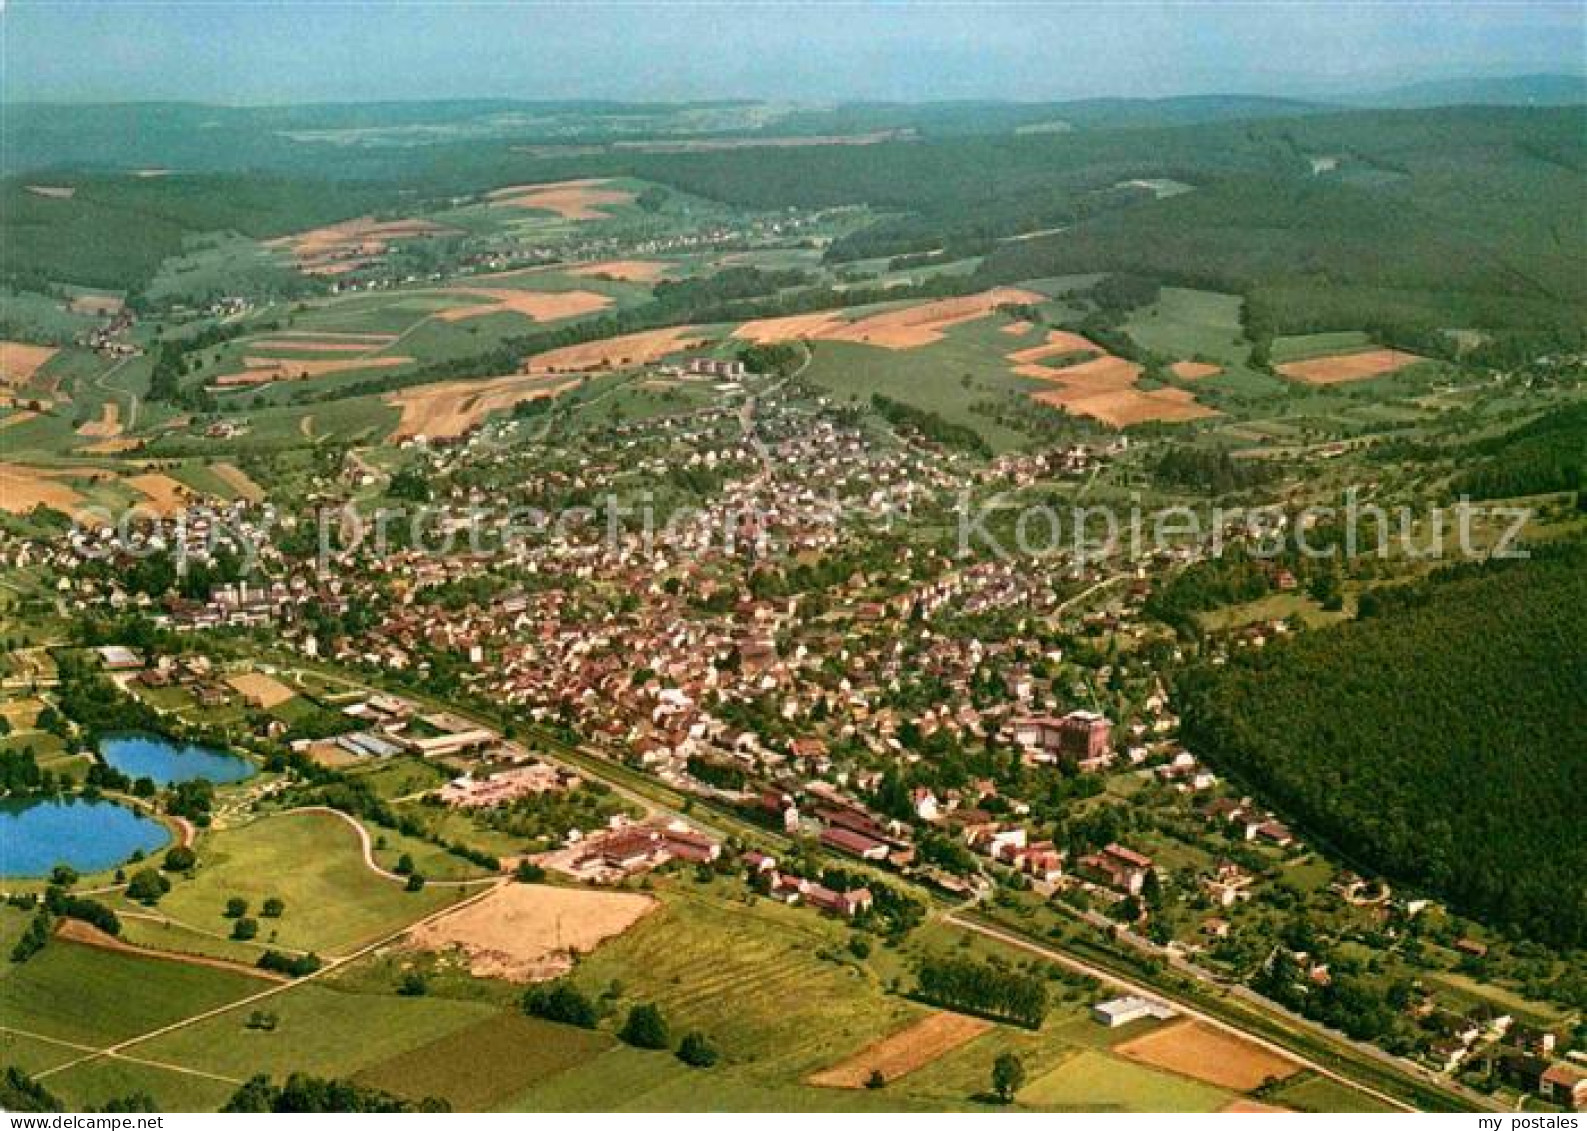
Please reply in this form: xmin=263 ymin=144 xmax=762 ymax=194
xmin=915 ymin=956 xmax=1048 ymax=1028
xmin=223 ymin=1073 xmax=446 ymax=1113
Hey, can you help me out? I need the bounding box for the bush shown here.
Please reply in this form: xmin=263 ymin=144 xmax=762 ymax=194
xmin=225 ymin=896 xmax=249 ymax=919
xmin=523 ymin=981 xmax=598 ymax=1029
xmin=257 ymin=950 xmax=323 ymax=977
xmin=45 ymin=892 xmax=121 ymax=936
xmin=619 ymin=1003 xmax=670 ymax=1050
xmin=676 ymin=1031 xmax=718 ymax=1068
xmin=231 ymin=917 xmax=259 ymax=941
xmin=991 ymin=1052 xmax=1025 ymax=1102
xmin=261 ymin=897 xmax=285 ymax=918
xmin=0 ymin=1066 xmax=63 ymax=1112
xmin=125 ymin=868 xmax=169 ymax=905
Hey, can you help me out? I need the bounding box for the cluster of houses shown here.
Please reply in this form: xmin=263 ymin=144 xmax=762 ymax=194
xmin=678 ymin=356 xmax=747 ymax=381
xmin=81 ymin=311 xmax=139 ymax=359
xmin=1420 ymin=998 xmax=1586 ymax=1109
xmin=743 ymin=850 xmax=875 ymax=917
xmin=1199 ymin=795 xmax=1297 ymax=849
xmin=1076 ymin=843 xmax=1156 ymax=896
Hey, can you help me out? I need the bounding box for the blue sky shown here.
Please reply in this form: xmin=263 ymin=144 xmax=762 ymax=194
xmin=4 ymin=1 xmax=1583 ymax=104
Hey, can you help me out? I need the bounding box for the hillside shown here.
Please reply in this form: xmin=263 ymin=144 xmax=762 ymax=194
xmin=974 ymin=107 xmax=1587 ymax=332
xmin=6 ymin=103 xmax=1585 ymax=335
xmin=1176 ymin=541 xmax=1587 ymax=948
xmin=1353 ymin=73 xmax=1587 ymax=109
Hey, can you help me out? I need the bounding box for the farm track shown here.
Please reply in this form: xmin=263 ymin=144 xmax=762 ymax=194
xmin=272 ymin=805 xmax=503 ymax=889
xmin=84 ymin=355 xmax=139 ymax=432
xmin=0 ymin=1024 xmax=246 ymax=1087
xmin=52 ymin=917 xmax=288 ymax=983
xmin=34 ymin=875 xmax=507 ymax=1083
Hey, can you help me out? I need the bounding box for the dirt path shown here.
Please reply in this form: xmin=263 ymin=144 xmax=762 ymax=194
xmin=0 ymin=1024 xmax=245 ymax=1087
xmin=35 ymin=878 xmax=507 ymax=1082
xmin=87 ymin=356 xmax=139 ymax=432
xmin=281 ymin=805 xmax=501 ymax=888
xmin=54 ymin=917 xmax=289 ymax=982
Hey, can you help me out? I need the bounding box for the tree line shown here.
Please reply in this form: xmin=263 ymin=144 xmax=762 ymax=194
xmin=915 ymin=955 xmax=1048 ymax=1028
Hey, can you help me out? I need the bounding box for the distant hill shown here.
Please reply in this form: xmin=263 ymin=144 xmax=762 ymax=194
xmin=1351 ymin=73 xmax=1587 ymax=108
xmin=764 ymin=95 xmax=1328 ymax=138
xmin=0 ymin=94 xmax=1331 ymax=176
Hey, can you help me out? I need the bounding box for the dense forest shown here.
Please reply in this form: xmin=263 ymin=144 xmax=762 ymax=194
xmin=0 ymin=176 xmax=404 ymax=293
xmin=1450 ymin=402 xmax=1587 ymax=500
xmin=1176 ymin=540 xmax=1587 ymax=947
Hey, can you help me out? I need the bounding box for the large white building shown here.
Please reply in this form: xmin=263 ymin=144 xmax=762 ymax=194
xmin=1091 ymin=995 xmax=1177 ymax=1028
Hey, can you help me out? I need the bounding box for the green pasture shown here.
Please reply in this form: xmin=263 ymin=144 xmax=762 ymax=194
xmin=0 ymin=931 xmax=265 ymax=1046
xmin=137 ymin=981 xmax=497 ymax=1083
xmin=1269 ymin=330 xmax=1375 ymax=363
xmin=153 ymin=810 xmax=467 ymax=956
xmin=798 ymin=319 xmax=1046 ymax=453
xmin=1271 ymin=1071 xmax=1400 ymax=1113
xmin=354 ymin=1011 xmax=612 ymax=1110
xmin=1017 ymin=1047 xmax=1229 ymax=1111
xmin=1124 ymin=287 xmax=1249 ymax=366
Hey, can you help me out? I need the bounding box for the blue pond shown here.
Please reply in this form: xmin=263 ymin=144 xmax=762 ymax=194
xmin=0 ymin=797 xmax=171 ymax=877
xmin=100 ymin=733 xmax=256 ymax=786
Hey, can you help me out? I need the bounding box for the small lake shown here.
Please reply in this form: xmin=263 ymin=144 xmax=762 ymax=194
xmin=0 ymin=797 xmax=171 ymax=877
xmin=100 ymin=733 xmax=257 ymax=786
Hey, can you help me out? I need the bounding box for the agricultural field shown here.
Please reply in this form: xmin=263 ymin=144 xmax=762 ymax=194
xmin=1270 ymin=1073 xmax=1402 ymax=1114
xmin=1123 ymin=287 xmax=1249 ymax=368
xmin=798 ymin=323 xmax=1051 ymax=452
xmin=1113 ymin=1021 xmax=1300 ymax=1092
xmin=134 ymin=983 xmax=501 ymax=1086
xmin=352 ymin=1012 xmax=613 ymax=1111
xmin=404 ymin=883 xmax=657 ymax=982
xmin=1016 ymin=1048 xmax=1230 ymax=1112
xmin=0 ymin=917 xmax=267 ymax=1046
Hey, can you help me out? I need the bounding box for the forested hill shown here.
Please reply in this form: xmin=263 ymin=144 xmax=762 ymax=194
xmin=1175 ymin=540 xmax=1587 ymax=949
xmin=5 ymin=102 xmax=1584 ymax=333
